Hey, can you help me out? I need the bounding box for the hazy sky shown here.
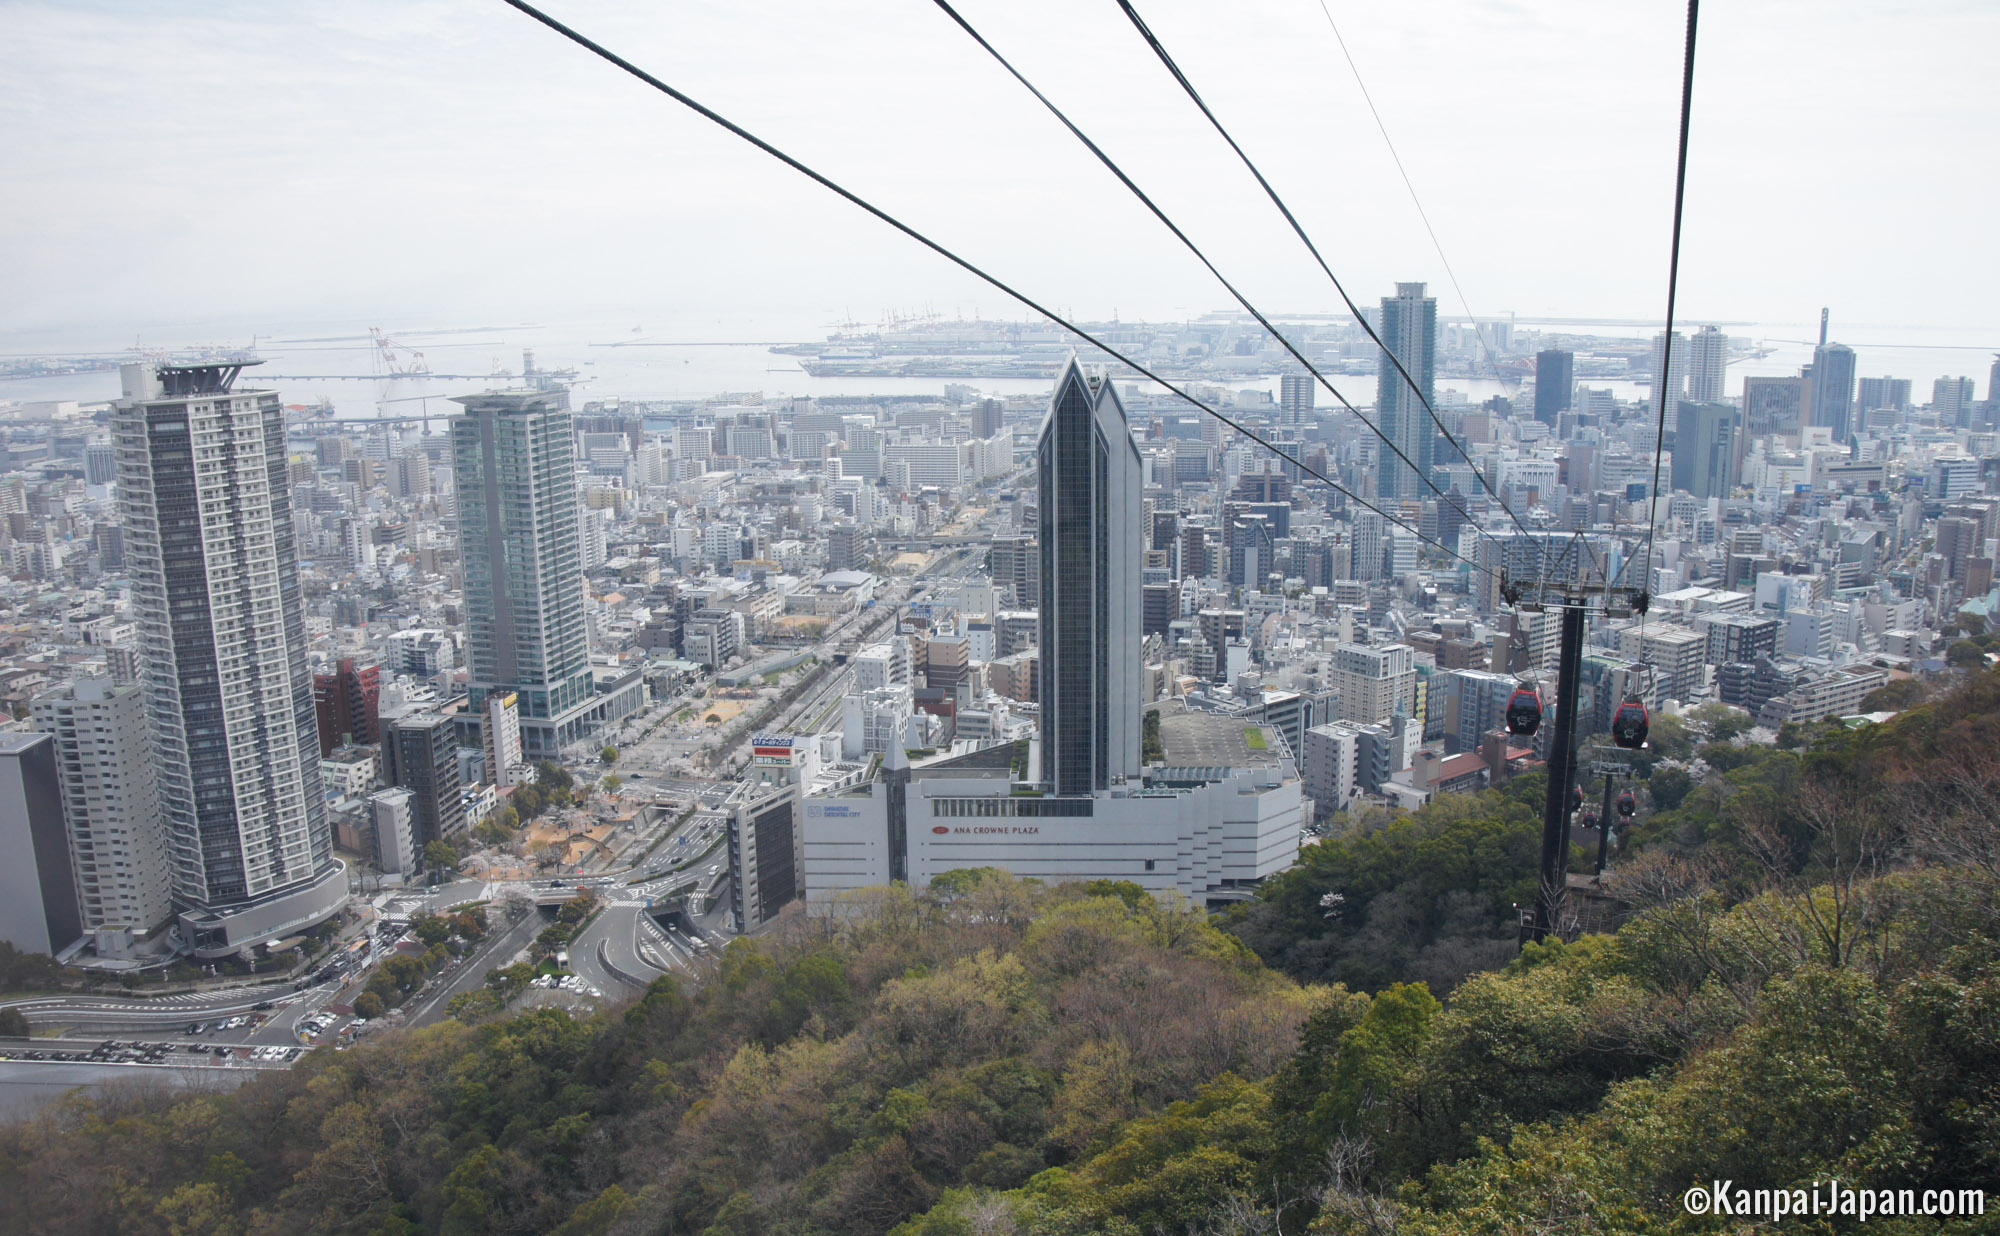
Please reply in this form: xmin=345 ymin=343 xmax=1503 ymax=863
xmin=3 ymin=0 xmax=1994 ymax=343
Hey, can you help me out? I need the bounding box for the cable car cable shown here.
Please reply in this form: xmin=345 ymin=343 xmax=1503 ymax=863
xmin=1308 ymin=0 xmax=1511 ymax=394
xmin=493 ymin=0 xmax=1505 ymax=582
xmin=928 ymin=0 xmax=1494 ymax=542
xmin=1618 ymin=0 xmax=1699 ymax=729
xmin=1110 ymin=0 xmax=1604 ymax=584
xmin=1632 ymin=0 xmax=1702 ymax=601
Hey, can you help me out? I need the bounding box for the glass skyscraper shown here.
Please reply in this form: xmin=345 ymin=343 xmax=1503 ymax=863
xmin=451 ymin=389 xmax=594 ymax=758
xmin=1808 ymin=342 xmax=1858 ymax=441
xmin=1533 ymin=349 xmax=1573 ymax=424
xmin=1036 ymin=359 xmax=1142 ymax=795
xmin=114 ymin=362 xmax=346 ymax=957
xmin=1670 ymin=401 xmax=1741 ymax=500
xmin=1377 ymin=282 xmax=1437 ymax=500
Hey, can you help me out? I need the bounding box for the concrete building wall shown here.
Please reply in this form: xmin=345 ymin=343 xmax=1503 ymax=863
xmin=0 ymin=734 xmax=80 ymax=955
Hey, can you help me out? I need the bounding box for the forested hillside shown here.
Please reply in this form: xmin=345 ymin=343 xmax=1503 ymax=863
xmin=3 ymin=670 xmax=1997 ymax=1236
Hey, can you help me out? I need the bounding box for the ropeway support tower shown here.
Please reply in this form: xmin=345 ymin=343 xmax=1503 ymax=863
xmin=1503 ymin=571 xmax=1650 ymax=944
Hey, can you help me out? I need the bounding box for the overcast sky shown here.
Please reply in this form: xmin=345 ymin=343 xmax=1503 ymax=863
xmin=3 ymin=0 xmax=1994 ymax=343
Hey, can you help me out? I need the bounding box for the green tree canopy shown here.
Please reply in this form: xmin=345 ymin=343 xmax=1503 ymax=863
xmin=5 ymin=669 xmax=2000 ymax=1236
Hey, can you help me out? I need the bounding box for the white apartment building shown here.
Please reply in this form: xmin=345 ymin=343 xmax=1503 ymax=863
xmin=727 ymin=426 xmax=774 ymax=460
xmin=1330 ymin=642 xmax=1416 ymax=726
xmin=884 ymin=442 xmax=967 ymax=489
xmin=484 ymin=691 xmax=526 ymax=791
xmin=1686 ymin=324 xmax=1729 ymax=403
xmin=387 ymin=627 xmax=455 ymax=678
xmin=673 ymin=426 xmax=713 ymax=461
xmin=31 ymin=679 xmax=173 ymax=944
xmin=851 ymin=637 xmax=913 ymax=692
xmin=1616 ymin=624 xmax=1709 ymax=705
xmin=370 ymin=787 xmax=418 ymax=878
xmin=841 ymin=686 xmax=916 ymax=760
xmin=1763 ymin=667 xmax=1890 ymax=726
xmin=1302 ymin=721 xmax=1365 ymax=815
xmin=322 ymin=748 xmax=378 ymax=799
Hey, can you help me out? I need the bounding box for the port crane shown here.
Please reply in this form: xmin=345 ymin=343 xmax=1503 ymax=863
xmin=369 ymin=327 xmax=431 ymax=377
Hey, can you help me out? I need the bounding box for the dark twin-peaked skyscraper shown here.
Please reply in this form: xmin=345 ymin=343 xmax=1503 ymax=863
xmin=1036 ymin=358 xmax=1142 ymax=795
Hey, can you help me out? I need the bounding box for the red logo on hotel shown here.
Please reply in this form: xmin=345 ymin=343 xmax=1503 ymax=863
xmin=931 ymin=826 xmax=950 ymax=834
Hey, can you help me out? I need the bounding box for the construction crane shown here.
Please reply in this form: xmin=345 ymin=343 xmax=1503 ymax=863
xmin=368 ymin=327 xmax=431 ymax=377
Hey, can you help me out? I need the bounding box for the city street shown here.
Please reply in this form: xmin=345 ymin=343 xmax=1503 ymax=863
xmin=613 ymin=569 xmax=929 ymax=781
xmin=0 ymin=540 xmax=917 ymax=1105
xmin=568 ymin=903 xmax=666 ymax=996
xmin=401 ymin=906 xmax=545 ymax=1027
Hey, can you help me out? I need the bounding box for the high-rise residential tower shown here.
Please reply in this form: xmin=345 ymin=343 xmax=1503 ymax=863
xmin=1934 ymin=376 xmax=1978 ymax=428
xmin=1279 ymin=373 xmax=1315 ymax=425
xmin=451 ymin=389 xmax=594 ymax=758
xmin=827 ymin=523 xmax=863 ymax=572
xmin=1376 ymin=283 xmax=1437 ymax=500
xmin=1330 ymin=642 xmax=1416 ymax=727
xmin=32 ymin=679 xmax=172 ymax=946
xmin=313 ymin=657 xmax=381 ymax=757
xmin=114 ymin=362 xmax=345 ymax=958
xmin=484 ymin=691 xmax=525 ymax=791
xmin=1533 ymin=349 xmax=1573 ymax=424
xmin=379 ymin=707 xmax=466 ymax=857
xmin=1649 ymin=331 xmax=1688 ymax=417
xmin=1686 ymin=325 xmax=1728 ymax=403
xmin=1350 ymin=509 xmax=1386 ymax=582
xmin=1857 ymin=376 xmax=1912 ymax=414
xmin=1037 ymin=359 xmax=1142 ymax=795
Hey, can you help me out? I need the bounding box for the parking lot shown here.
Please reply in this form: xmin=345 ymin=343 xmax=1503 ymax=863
xmin=0 ymin=1036 xmax=303 ymax=1069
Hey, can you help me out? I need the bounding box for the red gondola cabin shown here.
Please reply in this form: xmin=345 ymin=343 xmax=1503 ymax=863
xmin=1504 ymin=686 xmax=1543 ymax=736
xmin=1612 ymin=699 xmax=1650 ymax=749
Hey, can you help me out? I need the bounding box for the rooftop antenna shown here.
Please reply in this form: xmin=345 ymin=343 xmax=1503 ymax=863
xmin=1818 ymin=307 xmax=1829 ymax=348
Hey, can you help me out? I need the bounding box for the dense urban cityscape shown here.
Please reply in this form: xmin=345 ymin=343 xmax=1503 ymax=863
xmin=3 ymin=0 xmax=1998 ymax=1231
xmin=0 ymin=299 xmax=1994 ymax=1036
